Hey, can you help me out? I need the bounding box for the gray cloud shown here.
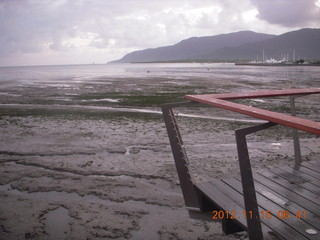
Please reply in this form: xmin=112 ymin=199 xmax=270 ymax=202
xmin=250 ymin=0 xmax=320 ymax=27
xmin=0 ymin=0 xmax=76 ymax=55
xmin=0 ymin=0 xmax=317 ymax=65
xmin=1 ymin=0 xmax=228 ymax=59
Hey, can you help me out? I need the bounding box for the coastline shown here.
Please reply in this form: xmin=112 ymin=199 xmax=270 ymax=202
xmin=0 ymin=64 xmax=319 ymax=239
xmin=235 ymin=63 xmax=320 ymax=67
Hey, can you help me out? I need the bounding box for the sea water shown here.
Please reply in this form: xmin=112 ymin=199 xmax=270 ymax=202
xmin=0 ymin=63 xmax=319 ymax=114
xmin=0 ymin=63 xmax=319 ymax=88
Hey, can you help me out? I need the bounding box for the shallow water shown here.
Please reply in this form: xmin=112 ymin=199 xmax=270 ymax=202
xmin=0 ymin=63 xmax=319 ymax=88
xmin=0 ymin=63 xmax=319 ymax=240
xmin=0 ymin=62 xmax=319 ymax=118
xmin=44 ymin=207 xmax=71 ymax=240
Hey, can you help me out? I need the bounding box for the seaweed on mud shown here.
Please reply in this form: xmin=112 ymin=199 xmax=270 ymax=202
xmin=0 ymin=108 xmax=163 ymax=122
xmin=74 ymin=85 xmax=213 ymax=107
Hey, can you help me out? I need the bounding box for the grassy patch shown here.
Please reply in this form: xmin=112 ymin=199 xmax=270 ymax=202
xmin=0 ymin=108 xmax=162 ymax=122
xmin=118 ymin=93 xmax=185 ymax=106
xmin=75 ymin=85 xmax=213 ymax=107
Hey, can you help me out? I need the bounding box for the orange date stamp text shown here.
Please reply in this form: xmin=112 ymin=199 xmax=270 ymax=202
xmin=212 ymin=210 xmax=307 ymax=220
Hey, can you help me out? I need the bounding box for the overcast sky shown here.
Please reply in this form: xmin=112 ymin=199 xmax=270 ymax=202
xmin=0 ymin=0 xmax=319 ymax=66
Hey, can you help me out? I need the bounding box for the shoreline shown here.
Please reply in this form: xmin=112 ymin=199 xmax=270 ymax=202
xmin=1 ymin=105 xmax=318 ymax=239
xmin=235 ymin=63 xmax=320 ymax=67
xmin=1 ymin=64 xmax=319 ymax=239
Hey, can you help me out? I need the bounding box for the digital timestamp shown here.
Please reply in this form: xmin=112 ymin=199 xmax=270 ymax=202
xmin=212 ymin=210 xmax=307 ymax=220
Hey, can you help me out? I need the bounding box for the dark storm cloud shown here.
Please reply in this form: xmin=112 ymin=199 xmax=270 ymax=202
xmin=250 ymin=0 xmax=320 ymax=27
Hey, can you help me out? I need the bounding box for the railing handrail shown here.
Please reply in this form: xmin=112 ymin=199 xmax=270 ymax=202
xmin=186 ymin=88 xmax=320 ymax=100
xmin=185 ymin=88 xmax=320 ymax=135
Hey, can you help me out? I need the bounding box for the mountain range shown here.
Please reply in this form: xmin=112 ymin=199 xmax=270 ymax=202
xmin=111 ymin=28 xmax=320 ymax=63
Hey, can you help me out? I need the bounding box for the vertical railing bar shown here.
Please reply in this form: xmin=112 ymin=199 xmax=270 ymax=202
xmin=161 ymin=102 xmax=201 ymax=210
xmin=235 ymin=122 xmax=277 ymax=240
xmin=289 ymin=96 xmax=302 ymax=170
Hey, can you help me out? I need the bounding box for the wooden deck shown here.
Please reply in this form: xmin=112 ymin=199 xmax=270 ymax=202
xmin=161 ymin=88 xmax=320 ymax=240
xmin=195 ymin=160 xmax=320 ymax=239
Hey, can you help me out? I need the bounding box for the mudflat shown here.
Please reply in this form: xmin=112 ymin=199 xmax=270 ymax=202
xmin=0 ymin=64 xmax=319 ymax=239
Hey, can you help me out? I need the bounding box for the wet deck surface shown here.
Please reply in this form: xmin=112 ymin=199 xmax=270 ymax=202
xmin=195 ymin=160 xmax=320 ymax=239
xmin=181 ymin=89 xmax=320 ymax=239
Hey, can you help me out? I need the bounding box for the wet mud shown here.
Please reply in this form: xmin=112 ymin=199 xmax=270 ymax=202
xmin=0 ymin=64 xmax=319 ymax=239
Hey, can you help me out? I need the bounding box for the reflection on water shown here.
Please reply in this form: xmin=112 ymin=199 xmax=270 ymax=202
xmin=0 ymin=63 xmax=319 ymax=88
xmin=45 ymin=207 xmax=71 ymax=240
xmin=0 ymin=63 xmax=319 ymax=118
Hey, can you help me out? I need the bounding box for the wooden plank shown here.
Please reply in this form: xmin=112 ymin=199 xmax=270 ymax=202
xmin=233 ymin=175 xmax=320 ymax=231
xmin=281 ymin=167 xmax=320 ymax=190
xmin=298 ymin=166 xmax=320 ymax=181
xmin=207 ymin=181 xmax=283 ymax=239
xmin=224 ymin=178 xmax=320 ymax=239
xmin=189 ymin=88 xmax=320 ymax=100
xmin=213 ymin=179 xmax=308 ymax=240
xmin=269 ymin=168 xmax=320 ymax=194
xmin=195 ymin=181 xmax=250 ymax=235
xmin=253 ymin=173 xmax=320 ymax=215
xmin=306 ymin=161 xmax=320 ymax=167
xmin=270 ymin=168 xmax=308 ymax=184
xmin=257 ymin=171 xmax=319 ymax=205
xmin=184 ymin=96 xmax=320 ymax=135
xmin=281 ymin=166 xmax=320 ymax=185
xmin=195 ymin=181 xmax=248 ymax=230
xmin=301 ymin=162 xmax=320 ymax=173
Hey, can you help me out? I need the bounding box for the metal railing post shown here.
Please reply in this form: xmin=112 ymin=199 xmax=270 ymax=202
xmin=235 ymin=122 xmax=277 ymax=240
xmin=289 ymin=96 xmax=302 ymax=170
xmin=161 ymin=102 xmax=201 ymax=211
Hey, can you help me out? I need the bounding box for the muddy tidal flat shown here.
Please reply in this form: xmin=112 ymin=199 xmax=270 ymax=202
xmin=0 ymin=63 xmax=319 ymax=239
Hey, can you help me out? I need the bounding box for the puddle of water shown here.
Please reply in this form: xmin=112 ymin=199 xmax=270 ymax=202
xmin=0 ymin=103 xmax=265 ymax=123
xmin=272 ymin=143 xmax=282 ymax=146
xmin=251 ymin=99 xmax=265 ymax=103
xmin=177 ymin=112 xmax=265 ymax=123
xmin=81 ymin=98 xmax=120 ymax=103
xmin=45 ymin=206 xmax=71 ymax=240
xmin=0 ymin=92 xmax=21 ymax=97
xmin=0 ymin=183 xmax=104 ymax=204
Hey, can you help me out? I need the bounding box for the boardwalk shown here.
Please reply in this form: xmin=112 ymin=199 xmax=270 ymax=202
xmin=162 ymin=88 xmax=320 ymax=240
